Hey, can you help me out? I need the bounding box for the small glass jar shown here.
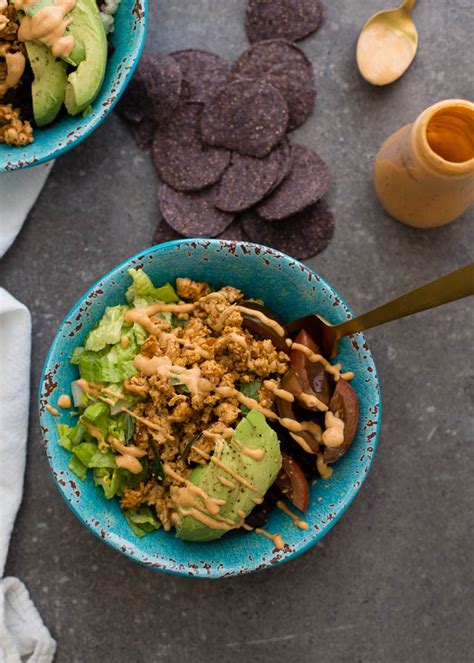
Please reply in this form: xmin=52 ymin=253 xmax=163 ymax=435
xmin=374 ymin=99 xmax=474 ymax=228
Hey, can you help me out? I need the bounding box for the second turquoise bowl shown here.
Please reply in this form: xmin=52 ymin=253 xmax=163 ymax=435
xmin=0 ymin=0 xmax=147 ymax=172
xmin=39 ymin=240 xmax=381 ymax=578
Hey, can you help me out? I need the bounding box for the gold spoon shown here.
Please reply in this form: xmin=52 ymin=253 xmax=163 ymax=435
xmin=356 ymin=0 xmax=419 ymax=86
xmin=287 ymin=263 xmax=474 ymax=358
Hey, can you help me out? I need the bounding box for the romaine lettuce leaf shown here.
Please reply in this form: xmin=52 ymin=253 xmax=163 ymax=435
xmin=57 ymin=422 xmax=86 ymax=451
xmin=93 ymin=467 xmax=122 ymax=499
xmin=125 ymin=268 xmax=178 ymax=304
xmin=124 ymin=505 xmax=161 ymax=538
xmin=73 ymin=442 xmax=99 ymax=467
xmin=68 ymin=455 xmax=88 ymax=481
xmin=70 ymin=346 xmax=85 ymax=365
xmin=85 ymin=305 xmax=129 ymax=352
xmin=88 ymin=451 xmax=117 ymax=469
xmin=108 ymin=411 xmax=135 ymax=442
xmin=83 ymin=401 xmax=108 ymax=422
xmin=76 ymin=338 xmax=139 ymax=384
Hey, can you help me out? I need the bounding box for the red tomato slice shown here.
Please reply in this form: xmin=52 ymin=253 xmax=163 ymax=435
xmin=275 ymin=451 xmax=310 ymax=512
xmin=290 ymin=329 xmax=319 ymax=370
xmin=290 ymin=329 xmax=331 ymax=408
xmin=323 ymin=379 xmax=359 ymax=463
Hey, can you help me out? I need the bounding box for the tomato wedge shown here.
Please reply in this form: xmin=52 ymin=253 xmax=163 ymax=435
xmin=323 ymin=379 xmax=359 ymax=463
xmin=276 ymin=371 xmax=320 ymax=454
xmin=275 ymin=451 xmax=310 ymax=512
xmin=290 ymin=329 xmax=332 ymax=408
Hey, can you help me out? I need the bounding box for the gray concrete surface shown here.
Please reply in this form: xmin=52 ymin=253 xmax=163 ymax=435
xmin=1 ymin=1 xmax=473 ymax=661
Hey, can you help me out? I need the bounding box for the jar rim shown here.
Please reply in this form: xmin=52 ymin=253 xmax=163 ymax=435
xmin=415 ymin=100 xmax=474 ymax=175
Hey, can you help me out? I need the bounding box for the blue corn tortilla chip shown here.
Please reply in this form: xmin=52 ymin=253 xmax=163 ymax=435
xmin=241 ymin=198 xmax=335 ymax=259
xmin=217 ymin=219 xmax=246 ymax=241
xmin=153 ymin=103 xmax=231 ymax=191
xmin=170 ymin=50 xmax=231 ymax=104
xmin=159 ymin=183 xmax=236 ymax=238
xmin=200 ymin=78 xmax=289 ymax=158
xmin=257 ymin=144 xmax=330 ymax=219
xmin=232 ymin=39 xmax=316 ymax=131
xmin=152 ymin=221 xmax=183 ymax=246
xmin=246 ymin=0 xmax=324 ymax=44
xmin=152 ymin=218 xmax=245 ymax=245
xmin=132 ymin=116 xmax=155 ymax=151
xmin=215 ymin=139 xmax=291 ymax=212
xmin=117 ymin=53 xmax=182 ymax=125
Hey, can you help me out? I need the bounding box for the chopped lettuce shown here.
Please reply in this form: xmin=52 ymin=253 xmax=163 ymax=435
xmin=73 ymin=442 xmax=100 ymax=467
xmin=89 ymin=451 xmax=117 ymax=469
xmin=68 ymin=455 xmax=88 ymax=481
xmin=74 ymin=335 xmax=139 ymax=384
xmin=107 ymin=410 xmax=135 ymax=442
xmin=57 ymin=422 xmax=86 ymax=451
xmin=85 ymin=305 xmax=129 ymax=352
xmin=125 ymin=268 xmax=178 ymax=304
xmin=61 ymin=268 xmax=181 ymax=536
xmin=70 ymin=347 xmax=85 ymax=365
xmin=93 ymin=467 xmax=122 ymax=499
xmin=124 ymin=506 xmax=161 ymax=538
xmin=81 ymin=402 xmax=111 ymax=441
xmin=83 ymin=401 xmax=108 ymax=422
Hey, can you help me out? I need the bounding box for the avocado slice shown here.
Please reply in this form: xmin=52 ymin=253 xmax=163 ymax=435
xmin=25 ymin=41 xmax=68 ymax=127
xmin=175 ymin=410 xmax=282 ymax=542
xmin=18 ymin=0 xmax=86 ymax=66
xmin=64 ymin=0 xmax=107 ymax=116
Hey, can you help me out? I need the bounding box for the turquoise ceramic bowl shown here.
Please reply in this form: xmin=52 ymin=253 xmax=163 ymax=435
xmin=0 ymin=0 xmax=147 ymax=172
xmin=39 ymin=240 xmax=381 ymax=578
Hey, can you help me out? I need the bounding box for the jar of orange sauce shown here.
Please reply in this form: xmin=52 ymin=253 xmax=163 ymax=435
xmin=374 ymin=99 xmax=474 ymax=228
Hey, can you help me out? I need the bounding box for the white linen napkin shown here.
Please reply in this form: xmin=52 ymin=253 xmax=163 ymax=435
xmin=0 ymin=161 xmax=53 ymax=258
xmin=0 ymin=290 xmax=56 ymax=663
xmin=0 ymin=159 xmax=57 ymax=662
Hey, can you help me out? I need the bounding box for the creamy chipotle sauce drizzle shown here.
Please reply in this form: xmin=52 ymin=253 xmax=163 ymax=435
xmin=236 ymin=305 xmax=286 ymax=337
xmin=276 ymin=500 xmax=309 ymax=530
xmin=80 ymin=417 xmax=106 ymax=449
xmin=57 ymin=394 xmax=71 ymax=409
xmin=255 ymin=528 xmax=285 ymax=550
xmin=263 ymin=379 xmax=294 ymax=402
xmin=321 ymin=411 xmax=345 ymax=448
xmin=17 ymin=0 xmax=77 ymax=60
xmin=316 ymin=453 xmax=333 ymax=480
xmin=46 ymin=403 xmax=59 ymax=416
xmin=218 ymin=475 xmax=236 ymax=489
xmin=0 ymin=47 xmax=26 ymax=98
xmin=192 ymin=446 xmax=260 ymax=494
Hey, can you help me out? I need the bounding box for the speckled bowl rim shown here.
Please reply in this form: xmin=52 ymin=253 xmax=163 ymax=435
xmin=39 ymin=240 xmax=382 ymax=578
xmin=0 ymin=0 xmax=147 ymax=172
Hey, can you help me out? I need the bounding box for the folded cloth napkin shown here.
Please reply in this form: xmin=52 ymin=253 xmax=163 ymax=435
xmin=0 ymin=292 xmax=56 ymax=660
xmin=0 ymin=161 xmax=53 ymax=258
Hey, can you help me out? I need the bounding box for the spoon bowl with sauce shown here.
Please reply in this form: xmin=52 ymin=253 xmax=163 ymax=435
xmin=39 ymin=239 xmax=381 ymax=578
xmin=356 ymin=0 xmax=418 ymax=86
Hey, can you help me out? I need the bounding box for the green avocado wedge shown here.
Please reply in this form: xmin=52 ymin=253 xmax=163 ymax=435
xmin=64 ymin=0 xmax=107 ymax=116
xmin=18 ymin=0 xmax=86 ymax=66
xmin=175 ymin=410 xmax=282 ymax=542
xmin=25 ymin=41 xmax=68 ymax=127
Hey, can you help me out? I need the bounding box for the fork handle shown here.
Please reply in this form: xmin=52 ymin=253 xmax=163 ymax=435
xmin=333 ymin=262 xmax=474 ymax=339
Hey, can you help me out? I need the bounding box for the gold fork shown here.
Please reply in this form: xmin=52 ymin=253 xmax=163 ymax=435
xmin=286 ymin=263 xmax=474 ymax=358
